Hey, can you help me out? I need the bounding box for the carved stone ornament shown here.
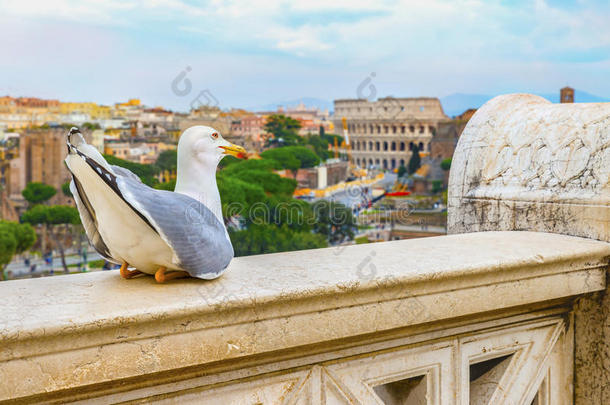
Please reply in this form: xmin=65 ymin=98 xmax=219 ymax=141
xmin=449 ymin=94 xmax=610 ymax=242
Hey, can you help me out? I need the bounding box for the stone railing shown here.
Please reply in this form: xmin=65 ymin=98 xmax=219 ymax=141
xmin=1 ymin=232 xmax=607 ymax=404
xmin=1 ymin=94 xmax=609 ymax=404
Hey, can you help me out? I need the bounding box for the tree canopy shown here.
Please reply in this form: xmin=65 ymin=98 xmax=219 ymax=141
xmin=21 ymin=204 xmax=81 ymax=226
xmin=22 ymin=182 xmax=57 ymax=205
xmin=260 ymin=146 xmax=320 ymax=171
xmin=0 ymin=221 xmax=37 ymax=253
xmin=306 ymin=135 xmax=330 ymax=161
xmin=21 ymin=204 xmax=81 ymax=273
xmin=214 ymin=151 xmax=329 ymax=256
xmin=0 ymin=227 xmax=17 ymax=270
xmin=397 ymin=165 xmax=407 ymax=177
xmin=230 ymin=224 xmax=326 ymax=256
xmin=441 ymin=158 xmax=452 ymax=171
xmin=155 ymin=149 xmax=178 ymax=172
xmin=408 ymin=151 xmax=422 ymax=175
xmin=0 ymin=221 xmax=36 ymax=280
xmin=61 ymin=181 xmax=72 ymax=197
xmin=260 ymin=148 xmax=300 ymax=172
xmin=312 ymin=200 xmax=357 ymax=244
xmin=264 ymin=114 xmax=303 ymax=146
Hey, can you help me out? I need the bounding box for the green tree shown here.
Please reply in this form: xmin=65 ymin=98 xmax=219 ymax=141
xmin=61 ymin=181 xmax=72 ymax=197
xmin=82 ymin=122 xmax=101 ymax=130
xmin=397 ymin=165 xmax=407 ymax=177
xmin=312 ymin=200 xmax=357 ymax=244
xmin=228 ymin=170 xmax=297 ymax=196
xmin=0 ymin=221 xmax=36 ymax=280
xmin=260 ymin=146 xmax=320 ymax=173
xmin=155 ymin=149 xmax=178 ymax=172
xmin=431 ymin=180 xmax=443 ymax=194
xmin=218 ymin=155 xmax=240 ymax=168
xmin=217 ymin=173 xmax=268 ymax=218
xmin=260 ymin=148 xmax=300 ymax=173
xmin=441 ymin=158 xmax=452 ymax=171
xmin=0 ymin=227 xmax=17 ymax=280
xmin=306 ymin=135 xmax=330 ymax=161
xmin=229 ymin=224 xmax=326 ymax=256
xmin=222 ymin=158 xmax=281 ymax=175
xmin=22 ymin=182 xmax=57 ymax=205
xmin=0 ymin=221 xmax=36 ymax=254
xmin=264 ymin=114 xmax=303 ymax=146
xmin=321 ymin=133 xmax=343 ymax=147
xmin=408 ymin=150 xmax=421 ymax=175
xmin=289 ymin=146 xmax=320 ymax=168
xmin=22 ymin=205 xmax=81 ymax=273
xmin=319 ymin=125 xmax=325 ymax=136
xmin=154 ymin=179 xmax=176 ymax=191
xmin=215 ymin=152 xmax=329 ymax=256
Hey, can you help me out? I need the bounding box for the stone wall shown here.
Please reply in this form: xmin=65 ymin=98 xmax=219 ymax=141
xmin=447 ymin=93 xmax=610 ymax=404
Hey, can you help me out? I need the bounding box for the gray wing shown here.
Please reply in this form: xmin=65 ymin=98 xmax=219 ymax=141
xmin=110 ymin=165 xmax=143 ymax=183
xmin=69 ymin=177 xmax=118 ymax=263
xmin=116 ymin=176 xmax=233 ymax=279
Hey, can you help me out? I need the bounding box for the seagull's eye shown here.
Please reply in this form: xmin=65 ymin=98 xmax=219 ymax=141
xmin=210 ymin=132 xmax=219 ymax=140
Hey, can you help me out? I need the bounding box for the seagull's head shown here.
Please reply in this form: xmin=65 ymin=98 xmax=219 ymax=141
xmin=179 ymin=126 xmax=247 ymax=170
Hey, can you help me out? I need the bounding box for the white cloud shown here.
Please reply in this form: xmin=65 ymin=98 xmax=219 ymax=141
xmin=0 ymin=0 xmax=608 ymax=107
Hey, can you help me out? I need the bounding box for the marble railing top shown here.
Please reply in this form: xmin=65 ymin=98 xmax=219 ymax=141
xmin=2 ymin=231 xmax=608 ymax=342
xmin=448 ymin=94 xmax=610 ymax=241
xmin=1 ymin=231 xmax=608 ymax=401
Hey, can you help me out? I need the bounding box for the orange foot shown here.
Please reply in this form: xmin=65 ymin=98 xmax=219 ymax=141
xmin=120 ymin=262 xmax=143 ymax=279
xmin=155 ymin=266 xmax=190 ymax=283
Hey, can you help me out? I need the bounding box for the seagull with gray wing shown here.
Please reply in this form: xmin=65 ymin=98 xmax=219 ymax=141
xmin=65 ymin=126 xmax=247 ymax=283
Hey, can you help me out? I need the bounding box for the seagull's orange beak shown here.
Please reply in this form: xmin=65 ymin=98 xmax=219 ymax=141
xmin=220 ymin=144 xmax=248 ymax=159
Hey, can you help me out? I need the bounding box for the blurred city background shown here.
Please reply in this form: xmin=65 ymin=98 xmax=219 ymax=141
xmin=1 ymin=0 xmax=608 ymax=280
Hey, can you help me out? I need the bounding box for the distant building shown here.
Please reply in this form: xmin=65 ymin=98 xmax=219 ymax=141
xmin=287 ymin=160 xmax=348 ymax=189
xmin=430 ymin=109 xmax=475 ymax=160
xmin=0 ymin=96 xmax=61 ymax=129
xmin=60 ymin=102 xmax=111 ymax=120
xmin=257 ymin=103 xmax=332 ymax=137
xmin=334 ymin=97 xmax=450 ymax=170
xmin=560 ymin=87 xmax=574 ymax=103
xmin=280 ymin=103 xmax=331 ymax=135
xmin=231 ymin=115 xmax=266 ymax=151
xmin=0 ymin=132 xmax=21 ymax=220
xmin=90 ymin=129 xmax=105 ymax=154
xmin=15 ymin=129 xmax=72 ymax=205
xmin=104 ymin=141 xmax=175 ymax=164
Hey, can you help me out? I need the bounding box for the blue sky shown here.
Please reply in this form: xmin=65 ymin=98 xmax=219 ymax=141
xmin=0 ymin=0 xmax=608 ymax=111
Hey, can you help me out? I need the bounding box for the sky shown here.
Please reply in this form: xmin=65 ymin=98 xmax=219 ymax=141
xmin=0 ymin=0 xmax=609 ymax=112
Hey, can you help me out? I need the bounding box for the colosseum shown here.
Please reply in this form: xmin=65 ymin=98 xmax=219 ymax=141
xmin=333 ymin=97 xmax=449 ymax=170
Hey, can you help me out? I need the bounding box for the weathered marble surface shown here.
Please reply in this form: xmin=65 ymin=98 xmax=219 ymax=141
xmin=448 ymin=94 xmax=610 ymax=405
xmin=448 ymin=94 xmax=610 ymax=241
xmin=0 ymin=231 xmax=608 ymax=403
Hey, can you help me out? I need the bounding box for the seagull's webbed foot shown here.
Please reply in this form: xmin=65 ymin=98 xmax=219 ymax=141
xmin=155 ymin=266 xmax=190 ymax=283
xmin=120 ymin=262 xmax=143 ymax=279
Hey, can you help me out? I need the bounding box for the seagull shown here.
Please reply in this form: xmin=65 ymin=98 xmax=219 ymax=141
xmin=64 ymin=126 xmax=247 ymax=283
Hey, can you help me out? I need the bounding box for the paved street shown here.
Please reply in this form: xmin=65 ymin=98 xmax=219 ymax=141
xmin=5 ymin=250 xmax=103 ymax=279
xmin=325 ymin=172 xmax=395 ymax=214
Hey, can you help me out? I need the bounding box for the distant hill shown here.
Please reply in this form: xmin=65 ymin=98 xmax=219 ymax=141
xmin=441 ymin=90 xmax=610 ymax=117
xmin=251 ymin=97 xmax=334 ymax=113
xmin=253 ymin=90 xmax=609 ymax=118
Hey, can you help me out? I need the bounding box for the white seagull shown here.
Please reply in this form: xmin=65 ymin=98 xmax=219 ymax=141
xmin=65 ymin=126 xmax=247 ymax=283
